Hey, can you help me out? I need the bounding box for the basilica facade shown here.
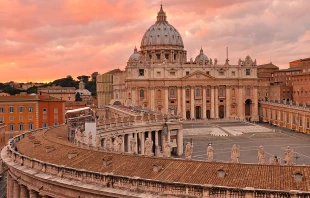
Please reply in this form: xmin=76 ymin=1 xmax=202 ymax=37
xmin=100 ymin=5 xmax=259 ymax=121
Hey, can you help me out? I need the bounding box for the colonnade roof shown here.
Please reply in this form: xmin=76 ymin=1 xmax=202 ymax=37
xmin=15 ymin=125 xmax=310 ymax=191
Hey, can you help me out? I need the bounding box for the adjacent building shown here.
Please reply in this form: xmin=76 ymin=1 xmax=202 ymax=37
xmin=0 ymin=121 xmax=5 ymax=148
xmin=38 ymin=85 xmax=76 ymax=101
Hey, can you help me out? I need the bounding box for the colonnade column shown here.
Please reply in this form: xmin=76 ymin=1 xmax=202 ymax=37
xmin=214 ymin=86 xmax=219 ymax=119
xmin=127 ymin=134 xmax=131 ymax=153
xmin=237 ymin=86 xmax=244 ymax=120
xmin=155 ymin=131 xmax=159 ymax=148
xmin=226 ymin=86 xmax=230 ymax=119
xmin=202 ymin=86 xmax=206 ymax=119
xmin=121 ymin=135 xmax=125 ymax=152
xmin=302 ymin=114 xmax=306 ymax=132
xmin=140 ymin=132 xmax=145 ymax=155
xmin=177 ymin=129 xmax=183 ymax=156
xmin=190 ymin=87 xmax=195 ymax=119
xmin=134 ymin=133 xmax=138 ymax=154
xmin=290 ymin=112 xmax=293 ymax=129
xmin=177 ymin=87 xmax=181 ymax=116
xmin=164 ymin=87 xmax=169 ymax=114
xmin=182 ymin=87 xmax=186 ymax=120
xmin=29 ymin=190 xmax=38 ymax=198
xmin=210 ymin=86 xmax=215 ymax=119
xmin=150 ymin=87 xmax=155 ymax=111
xmin=13 ymin=180 xmax=20 ymax=198
xmin=252 ymin=86 xmax=259 ymax=121
xmin=20 ymin=184 xmax=28 ymax=198
xmin=132 ymin=87 xmax=136 ymax=106
xmin=7 ymin=173 xmax=14 ymax=198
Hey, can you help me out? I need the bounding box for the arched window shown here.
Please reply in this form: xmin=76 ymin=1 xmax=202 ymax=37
xmin=140 ymin=89 xmax=144 ymax=98
xmin=219 ymin=88 xmax=223 ymax=97
xmin=157 ymin=90 xmax=161 ymax=98
xmin=196 ymin=88 xmax=200 ymax=97
xmin=206 ymin=89 xmax=210 ymax=97
xmin=170 ymin=89 xmax=175 ymax=97
xmin=246 ymin=88 xmax=250 ymax=96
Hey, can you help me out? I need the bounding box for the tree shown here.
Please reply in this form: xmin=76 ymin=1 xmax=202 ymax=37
xmin=77 ymin=75 xmax=90 ymax=83
xmin=27 ymin=86 xmax=38 ymax=94
xmin=75 ymin=92 xmax=82 ymax=101
xmin=2 ymin=87 xmax=24 ymax=95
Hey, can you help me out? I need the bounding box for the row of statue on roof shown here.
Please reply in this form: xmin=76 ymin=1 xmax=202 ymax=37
xmin=184 ymin=142 xmax=295 ymax=165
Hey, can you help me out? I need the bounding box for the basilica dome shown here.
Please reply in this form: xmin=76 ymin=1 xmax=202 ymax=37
xmin=128 ymin=47 xmax=142 ymax=62
xmin=140 ymin=5 xmax=184 ymax=50
xmin=195 ymin=48 xmax=209 ymax=63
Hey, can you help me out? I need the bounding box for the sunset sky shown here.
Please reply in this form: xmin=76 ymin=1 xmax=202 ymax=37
xmin=1 ymin=0 xmax=310 ymax=83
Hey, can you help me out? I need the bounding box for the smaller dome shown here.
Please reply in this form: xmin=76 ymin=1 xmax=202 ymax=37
xmin=128 ymin=47 xmax=142 ymax=62
xmin=195 ymin=48 xmax=209 ymax=63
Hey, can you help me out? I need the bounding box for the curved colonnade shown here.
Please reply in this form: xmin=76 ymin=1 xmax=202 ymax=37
xmin=2 ymin=125 xmax=310 ymax=198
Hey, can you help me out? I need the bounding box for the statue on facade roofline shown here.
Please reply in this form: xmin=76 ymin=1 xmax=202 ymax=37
xmin=130 ymin=138 xmax=137 ymax=154
xmin=184 ymin=142 xmax=193 ymax=160
xmin=207 ymin=143 xmax=214 ymax=162
xmin=144 ymin=137 xmax=153 ymax=156
xmin=104 ymin=137 xmax=112 ymax=152
xmin=257 ymin=145 xmax=265 ymax=164
xmin=209 ymin=58 xmax=213 ymax=65
xmin=231 ymin=144 xmax=240 ymax=163
xmin=214 ymin=58 xmax=218 ymax=66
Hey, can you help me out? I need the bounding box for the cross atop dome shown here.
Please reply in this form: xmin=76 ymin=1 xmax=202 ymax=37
xmin=156 ymin=4 xmax=167 ymax=23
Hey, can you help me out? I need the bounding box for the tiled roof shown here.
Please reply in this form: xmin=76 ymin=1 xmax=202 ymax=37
xmin=16 ymin=125 xmax=310 ymax=192
xmin=274 ymin=67 xmax=302 ymax=72
xmin=257 ymin=63 xmax=279 ymax=69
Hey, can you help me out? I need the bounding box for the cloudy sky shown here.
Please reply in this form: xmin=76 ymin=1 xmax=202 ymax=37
xmin=1 ymin=0 xmax=310 ymax=82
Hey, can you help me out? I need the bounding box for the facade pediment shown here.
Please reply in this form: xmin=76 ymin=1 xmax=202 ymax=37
xmin=181 ymin=70 xmax=215 ymax=80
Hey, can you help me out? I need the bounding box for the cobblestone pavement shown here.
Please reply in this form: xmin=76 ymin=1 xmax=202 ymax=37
xmin=181 ymin=120 xmax=310 ymax=165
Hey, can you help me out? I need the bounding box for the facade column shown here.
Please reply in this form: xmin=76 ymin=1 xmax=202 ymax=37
xmin=167 ymin=129 xmax=171 ymax=143
xmin=302 ymin=114 xmax=306 ymax=133
xmin=202 ymin=86 xmax=206 ymax=119
xmin=190 ymin=87 xmax=195 ymax=119
xmin=20 ymin=184 xmax=28 ymax=198
xmin=134 ymin=133 xmax=138 ymax=154
xmin=132 ymin=87 xmax=136 ymax=106
xmin=252 ymin=86 xmax=259 ymax=121
xmin=177 ymin=129 xmax=183 ymax=156
xmin=177 ymin=86 xmax=181 ymax=116
xmin=147 ymin=131 xmax=151 ymax=140
xmin=164 ymin=87 xmax=169 ymax=114
xmin=29 ymin=190 xmax=38 ymax=198
xmin=182 ymin=87 xmax=186 ymax=120
xmin=13 ymin=180 xmax=20 ymax=198
xmin=238 ymin=86 xmax=244 ymax=120
xmin=140 ymin=132 xmax=145 ymax=155
xmin=214 ymin=86 xmax=219 ymax=119
xmin=226 ymin=86 xmax=230 ymax=119
xmin=290 ymin=112 xmax=293 ymax=129
xmin=210 ymin=86 xmax=215 ymax=119
xmin=7 ymin=173 xmax=14 ymax=198
xmin=127 ymin=134 xmax=131 ymax=153
xmin=150 ymin=87 xmax=155 ymax=111
xmin=121 ymin=135 xmax=125 ymax=152
xmin=155 ymin=131 xmax=159 ymax=147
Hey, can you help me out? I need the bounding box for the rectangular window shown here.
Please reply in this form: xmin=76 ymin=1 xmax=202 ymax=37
xmin=156 ymin=54 xmax=160 ymax=60
xmin=42 ymin=123 xmax=48 ymax=128
xmin=246 ymin=69 xmax=251 ymax=76
xmin=28 ymin=106 xmax=33 ymax=112
xmin=29 ymin=115 xmax=33 ymax=120
xmin=186 ymin=71 xmax=190 ymax=75
xmin=0 ymin=107 xmax=4 ymax=113
xmin=43 ymin=108 xmax=47 ymax=114
xmin=18 ymin=106 xmax=24 ymax=113
xmin=54 ymin=108 xmax=58 ymax=113
xmin=219 ymin=72 xmax=224 ymax=76
xmin=232 ymin=71 xmax=236 ymax=76
xmin=54 ymin=115 xmax=58 ymax=119
xmin=139 ymin=69 xmax=145 ymax=76
xmin=170 ymin=72 xmax=176 ymax=76
xmin=156 ymin=71 xmax=161 ymax=77
xmin=9 ymin=116 xmax=14 ymax=121
xmin=19 ymin=116 xmax=23 ymax=120
xmin=9 ymin=124 xmax=14 ymax=131
xmin=18 ymin=123 xmax=24 ymax=131
xmin=9 ymin=106 xmax=14 ymax=113
xmin=28 ymin=123 xmax=34 ymax=130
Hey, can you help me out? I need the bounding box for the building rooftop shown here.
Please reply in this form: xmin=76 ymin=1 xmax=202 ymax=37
xmin=274 ymin=67 xmax=302 ymax=72
xmin=257 ymin=62 xmax=279 ymax=69
xmin=15 ymin=125 xmax=310 ymax=192
xmin=290 ymin=57 xmax=310 ymax=63
xmin=0 ymin=95 xmax=40 ymax=102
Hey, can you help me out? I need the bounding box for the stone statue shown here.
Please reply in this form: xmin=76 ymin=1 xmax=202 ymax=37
xmin=238 ymin=58 xmax=242 ymax=66
xmin=184 ymin=142 xmax=193 ymax=160
xmin=190 ymin=58 xmax=193 ymax=63
xmin=257 ymin=145 xmax=265 ymax=164
xmin=206 ymin=143 xmax=214 ymax=162
xmin=209 ymin=58 xmax=213 ymax=65
xmin=144 ymin=137 xmax=153 ymax=156
xmin=104 ymin=137 xmax=112 ymax=152
xmin=130 ymin=138 xmax=137 ymax=154
xmin=88 ymin=132 xmax=92 ymax=147
xmin=74 ymin=128 xmax=81 ymax=145
xmin=270 ymin=156 xmax=280 ymax=165
xmin=290 ymin=100 xmax=293 ymax=105
xmin=163 ymin=141 xmax=171 ymax=158
xmin=113 ymin=136 xmax=122 ymax=152
xmin=80 ymin=131 xmax=86 ymax=145
xmin=155 ymin=146 xmax=161 ymax=157
xmin=284 ymin=146 xmax=293 ymax=165
xmin=214 ymin=58 xmax=218 ymax=65
xmin=231 ymin=144 xmax=240 ymax=163
xmin=95 ymin=135 xmax=101 ymax=148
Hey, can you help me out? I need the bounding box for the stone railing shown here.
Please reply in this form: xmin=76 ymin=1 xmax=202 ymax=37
xmin=4 ymin=127 xmax=310 ymax=198
xmin=259 ymin=100 xmax=310 ymax=112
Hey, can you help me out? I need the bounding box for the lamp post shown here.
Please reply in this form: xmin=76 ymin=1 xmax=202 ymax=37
xmin=294 ymin=153 xmax=300 ymax=165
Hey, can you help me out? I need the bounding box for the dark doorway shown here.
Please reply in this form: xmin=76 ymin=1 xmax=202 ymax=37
xmin=245 ymin=99 xmax=252 ymax=117
xmin=186 ymin=111 xmax=190 ymax=120
xmin=195 ymin=106 xmax=201 ymax=119
xmin=219 ymin=105 xmax=225 ymax=118
xmin=206 ymin=110 xmax=210 ymax=119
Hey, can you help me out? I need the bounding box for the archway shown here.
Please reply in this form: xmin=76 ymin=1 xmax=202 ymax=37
xmin=186 ymin=111 xmax=190 ymax=120
xmin=245 ymin=99 xmax=252 ymax=120
xmin=195 ymin=106 xmax=201 ymax=119
xmin=113 ymin=101 xmax=122 ymax=106
xmin=219 ymin=105 xmax=225 ymax=119
xmin=206 ymin=110 xmax=210 ymax=119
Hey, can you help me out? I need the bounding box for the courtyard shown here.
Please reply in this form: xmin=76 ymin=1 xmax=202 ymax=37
xmin=182 ymin=120 xmax=310 ymax=165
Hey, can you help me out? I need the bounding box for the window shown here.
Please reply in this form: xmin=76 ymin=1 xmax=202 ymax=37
xmin=206 ymin=89 xmax=210 ymax=97
xmin=186 ymin=89 xmax=190 ymax=97
xmin=170 ymin=72 xmax=175 ymax=76
xmin=300 ymin=119 xmax=302 ymax=126
xmin=156 ymin=71 xmax=161 ymax=77
xmin=28 ymin=123 xmax=34 ymax=130
xmin=43 ymin=108 xmax=47 ymax=114
xmin=165 ymin=54 xmax=169 ymax=60
xmin=9 ymin=106 xmax=14 ymax=113
xmin=156 ymin=54 xmax=160 ymax=60
xmin=9 ymin=124 xmax=14 ymax=131
xmin=246 ymin=88 xmax=250 ymax=96
xmin=9 ymin=116 xmax=14 ymax=121
xmin=219 ymin=88 xmax=223 ymax=97
xmin=54 ymin=108 xmax=58 ymax=113
xmin=140 ymin=89 xmax=145 ymax=99
xmin=18 ymin=106 xmax=24 ymax=113
xmin=0 ymin=107 xmax=4 ymax=113
xmin=18 ymin=123 xmax=24 ymax=131
xmin=42 ymin=123 xmax=48 ymax=128
xmin=139 ymin=69 xmax=145 ymax=76
xmin=19 ymin=116 xmax=23 ymax=120
xmin=170 ymin=89 xmax=175 ymax=97
xmin=29 ymin=115 xmax=33 ymax=120
xmin=54 ymin=115 xmax=58 ymax=119
xmin=186 ymin=71 xmax=190 ymax=75
xmin=54 ymin=122 xmax=59 ymax=126
xmin=246 ymin=69 xmax=251 ymax=75
xmin=196 ymin=88 xmax=201 ymax=97
xmin=206 ymin=71 xmax=210 ymax=75
xmin=219 ymin=71 xmax=224 ymax=76
xmin=28 ymin=106 xmax=33 ymax=112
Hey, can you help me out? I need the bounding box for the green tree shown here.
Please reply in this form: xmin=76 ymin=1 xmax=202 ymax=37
xmin=75 ymin=92 xmax=82 ymax=101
